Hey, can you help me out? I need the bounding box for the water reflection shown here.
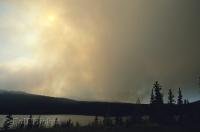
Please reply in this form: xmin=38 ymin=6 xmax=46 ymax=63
xmin=0 ymin=115 xmax=102 ymax=128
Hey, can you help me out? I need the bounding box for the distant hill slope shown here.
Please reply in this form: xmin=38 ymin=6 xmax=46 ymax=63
xmin=0 ymin=90 xmax=77 ymax=103
xmin=0 ymin=90 xmax=139 ymax=116
xmin=0 ymin=90 xmax=200 ymax=116
xmin=190 ymin=100 xmax=200 ymax=104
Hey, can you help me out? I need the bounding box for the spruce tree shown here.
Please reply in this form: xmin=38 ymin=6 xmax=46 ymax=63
xmin=92 ymin=116 xmax=99 ymax=127
xmin=136 ymin=98 xmax=141 ymax=104
xmin=177 ymin=88 xmax=183 ymax=105
xmin=53 ymin=118 xmax=59 ymax=128
xmin=153 ymin=81 xmax=163 ymax=104
xmin=187 ymin=99 xmax=189 ymax=104
xmin=150 ymin=88 xmax=155 ymax=104
xmin=34 ymin=116 xmax=41 ymax=128
xmin=27 ymin=115 xmax=33 ymax=129
xmin=3 ymin=114 xmax=13 ymax=130
xmin=184 ymin=99 xmax=187 ymax=104
xmin=168 ymin=89 xmax=175 ymax=104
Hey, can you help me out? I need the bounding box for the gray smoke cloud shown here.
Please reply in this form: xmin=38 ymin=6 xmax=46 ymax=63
xmin=0 ymin=0 xmax=200 ymax=103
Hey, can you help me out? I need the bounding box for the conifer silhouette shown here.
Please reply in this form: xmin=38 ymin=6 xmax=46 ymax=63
xmin=177 ymin=88 xmax=183 ymax=105
xmin=150 ymin=88 xmax=155 ymax=104
xmin=168 ymin=89 xmax=175 ymax=104
xmin=54 ymin=118 xmax=59 ymax=128
xmin=136 ymin=98 xmax=141 ymax=104
xmin=27 ymin=115 xmax=33 ymax=129
xmin=3 ymin=114 xmax=13 ymax=130
xmin=153 ymin=81 xmax=163 ymax=104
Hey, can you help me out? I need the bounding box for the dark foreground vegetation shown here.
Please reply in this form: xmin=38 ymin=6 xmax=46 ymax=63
xmin=2 ymin=126 xmax=200 ymax=132
xmin=1 ymin=115 xmax=200 ymax=132
xmin=1 ymin=81 xmax=200 ymax=132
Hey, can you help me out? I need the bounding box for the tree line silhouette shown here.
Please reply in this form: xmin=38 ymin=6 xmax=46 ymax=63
xmin=150 ymin=81 xmax=189 ymax=105
xmin=0 ymin=81 xmax=198 ymax=131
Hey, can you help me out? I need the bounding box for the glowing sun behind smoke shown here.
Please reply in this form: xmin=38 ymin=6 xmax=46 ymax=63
xmin=48 ymin=15 xmax=56 ymax=22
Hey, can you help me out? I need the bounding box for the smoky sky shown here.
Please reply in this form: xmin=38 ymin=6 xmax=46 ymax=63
xmin=0 ymin=0 xmax=200 ymax=103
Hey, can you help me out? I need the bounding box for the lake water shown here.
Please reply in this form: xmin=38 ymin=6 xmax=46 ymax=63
xmin=0 ymin=115 xmax=102 ymax=128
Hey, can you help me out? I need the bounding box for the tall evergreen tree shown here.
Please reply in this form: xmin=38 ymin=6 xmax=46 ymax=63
xmin=34 ymin=116 xmax=41 ymax=128
xmin=3 ymin=114 xmax=13 ymax=130
xmin=168 ymin=89 xmax=175 ymax=104
xmin=94 ymin=116 xmax=99 ymax=126
xmin=53 ymin=118 xmax=59 ymax=128
xmin=136 ymin=98 xmax=141 ymax=104
xmin=186 ymin=99 xmax=189 ymax=104
xmin=177 ymin=88 xmax=183 ymax=105
xmin=184 ymin=99 xmax=187 ymax=104
xmin=27 ymin=115 xmax=33 ymax=129
xmin=150 ymin=88 xmax=155 ymax=104
xmin=153 ymin=81 xmax=163 ymax=104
